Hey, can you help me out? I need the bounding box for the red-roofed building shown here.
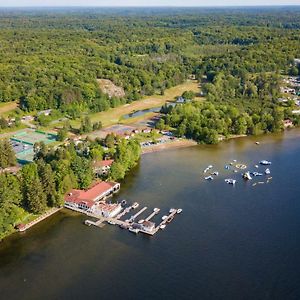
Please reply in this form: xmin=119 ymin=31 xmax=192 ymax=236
xmin=93 ymin=159 xmax=114 ymax=176
xmin=64 ymin=181 xmax=120 ymax=214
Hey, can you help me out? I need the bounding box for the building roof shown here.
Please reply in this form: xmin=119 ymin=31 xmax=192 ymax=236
xmin=0 ymin=166 xmax=21 ymax=174
xmin=65 ymin=181 xmax=119 ymax=205
xmin=97 ymin=201 xmax=120 ymax=213
xmin=93 ymin=159 xmax=114 ymax=168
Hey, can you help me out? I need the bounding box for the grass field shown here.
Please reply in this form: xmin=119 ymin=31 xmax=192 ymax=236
xmin=72 ymin=80 xmax=201 ymax=128
xmin=0 ymin=102 xmax=18 ymax=116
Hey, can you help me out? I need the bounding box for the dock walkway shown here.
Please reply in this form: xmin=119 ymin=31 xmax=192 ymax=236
xmin=145 ymin=209 xmax=160 ymax=221
xmin=79 ymin=204 xmax=180 ymax=237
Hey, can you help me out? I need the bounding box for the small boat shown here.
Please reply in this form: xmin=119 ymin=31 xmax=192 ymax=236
xmin=225 ymin=178 xmax=236 ymax=185
xmin=252 ymin=172 xmax=263 ymax=176
xmin=108 ymin=220 xmax=116 ymax=225
xmin=225 ymin=165 xmax=230 ymax=170
xmin=160 ymin=224 xmax=166 ymax=229
xmin=265 ymin=168 xmax=271 ymax=175
xmin=260 ymin=160 xmax=272 ymax=165
xmin=153 ymin=208 xmax=159 ymax=212
xmin=233 ymin=159 xmax=237 ymax=162
xmin=84 ymin=220 xmax=92 ymax=226
xmin=129 ymin=228 xmax=139 ymax=234
xmin=162 ymin=215 xmax=168 ymax=220
xmin=138 ymin=219 xmax=144 ymax=224
xmin=255 ymin=141 xmax=260 ymax=145
xmin=212 ymin=171 xmax=219 ymax=176
xmin=169 ymin=208 xmax=176 ymax=213
xmin=203 ymin=165 xmax=213 ymax=173
xmin=132 ymin=202 xmax=139 ymax=209
xmin=121 ymin=199 xmax=127 ymax=206
xmin=205 ymin=176 xmax=214 ymax=180
xmin=243 ymin=171 xmax=252 ymax=180
xmin=177 ymin=208 xmax=182 ymax=214
xmin=167 ymin=216 xmax=174 ymax=223
xmin=255 ymin=165 xmax=259 ymax=168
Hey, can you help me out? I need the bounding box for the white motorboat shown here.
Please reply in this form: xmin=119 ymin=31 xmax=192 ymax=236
xmin=225 ymin=178 xmax=236 ymax=185
xmin=243 ymin=171 xmax=252 ymax=180
xmin=160 ymin=224 xmax=166 ymax=229
xmin=252 ymin=172 xmax=263 ymax=176
xmin=205 ymin=176 xmax=214 ymax=180
xmin=129 ymin=228 xmax=139 ymax=234
xmin=265 ymin=168 xmax=271 ymax=175
xmin=177 ymin=208 xmax=182 ymax=214
xmin=212 ymin=171 xmax=219 ymax=176
xmin=132 ymin=202 xmax=139 ymax=209
xmin=162 ymin=215 xmax=168 ymax=220
xmin=260 ymin=160 xmax=272 ymax=165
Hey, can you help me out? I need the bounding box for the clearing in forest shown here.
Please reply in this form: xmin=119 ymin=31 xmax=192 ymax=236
xmin=97 ymin=79 xmax=126 ymax=98
xmin=88 ymin=80 xmax=201 ymax=127
xmin=0 ymin=102 xmax=18 ymax=116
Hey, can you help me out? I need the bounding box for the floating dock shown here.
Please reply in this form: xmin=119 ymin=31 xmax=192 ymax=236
xmin=130 ymin=206 xmax=147 ymax=221
xmin=145 ymin=208 xmax=160 ymax=221
xmin=83 ymin=203 xmax=180 ymax=237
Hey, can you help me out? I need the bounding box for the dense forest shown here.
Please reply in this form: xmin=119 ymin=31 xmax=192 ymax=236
xmin=0 ymin=7 xmax=299 ymax=117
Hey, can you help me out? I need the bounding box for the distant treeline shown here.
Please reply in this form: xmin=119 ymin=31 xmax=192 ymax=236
xmin=0 ymin=8 xmax=300 ymax=117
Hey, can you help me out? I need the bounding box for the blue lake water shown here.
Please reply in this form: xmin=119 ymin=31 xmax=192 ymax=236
xmin=1 ymin=129 xmax=300 ymax=299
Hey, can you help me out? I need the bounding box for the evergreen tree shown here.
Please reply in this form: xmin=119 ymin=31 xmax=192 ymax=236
xmin=21 ymin=163 xmax=47 ymax=214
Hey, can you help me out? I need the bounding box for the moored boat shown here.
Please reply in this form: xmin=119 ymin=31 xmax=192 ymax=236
xmin=252 ymin=172 xmax=263 ymax=176
xmin=132 ymin=202 xmax=139 ymax=209
xmin=265 ymin=168 xmax=271 ymax=175
xmin=260 ymin=160 xmax=272 ymax=165
xmin=243 ymin=171 xmax=252 ymax=180
xmin=225 ymin=178 xmax=236 ymax=185
xmin=129 ymin=228 xmax=139 ymax=234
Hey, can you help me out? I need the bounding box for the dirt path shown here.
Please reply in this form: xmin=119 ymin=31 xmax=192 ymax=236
xmin=0 ymin=102 xmax=18 ymax=116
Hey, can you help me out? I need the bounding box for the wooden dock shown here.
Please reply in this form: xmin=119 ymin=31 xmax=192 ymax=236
xmin=82 ymin=205 xmax=180 ymax=237
xmin=130 ymin=206 xmax=147 ymax=221
xmin=145 ymin=209 xmax=160 ymax=221
xmin=140 ymin=209 xmax=178 ymax=235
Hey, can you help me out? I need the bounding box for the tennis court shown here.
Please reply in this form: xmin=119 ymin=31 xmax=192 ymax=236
xmin=10 ymin=129 xmax=57 ymax=163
